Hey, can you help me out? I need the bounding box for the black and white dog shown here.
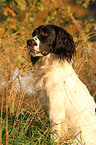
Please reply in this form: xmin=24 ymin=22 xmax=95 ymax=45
xmin=27 ymin=25 xmax=96 ymax=144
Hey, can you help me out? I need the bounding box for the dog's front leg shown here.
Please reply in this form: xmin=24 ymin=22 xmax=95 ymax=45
xmin=47 ymin=83 xmax=69 ymax=141
xmin=49 ymin=112 xmax=68 ymax=141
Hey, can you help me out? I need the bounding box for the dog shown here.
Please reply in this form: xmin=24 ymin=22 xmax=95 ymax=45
xmin=27 ymin=25 xmax=96 ymax=144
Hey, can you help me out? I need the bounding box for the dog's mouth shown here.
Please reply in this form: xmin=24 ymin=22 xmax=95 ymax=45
xmin=27 ymin=45 xmax=43 ymax=57
xmin=27 ymin=45 xmax=50 ymax=57
xmin=29 ymin=51 xmax=43 ymax=57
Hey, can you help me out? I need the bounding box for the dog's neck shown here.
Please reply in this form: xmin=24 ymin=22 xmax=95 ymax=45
xmin=34 ymin=53 xmax=71 ymax=68
xmin=32 ymin=53 xmax=73 ymax=78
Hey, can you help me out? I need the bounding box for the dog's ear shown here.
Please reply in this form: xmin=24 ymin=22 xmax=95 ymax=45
xmin=54 ymin=27 xmax=76 ymax=60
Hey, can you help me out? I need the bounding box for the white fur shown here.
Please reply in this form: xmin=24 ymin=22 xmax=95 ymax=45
xmin=33 ymin=54 xmax=96 ymax=144
xmin=32 ymin=36 xmax=40 ymax=52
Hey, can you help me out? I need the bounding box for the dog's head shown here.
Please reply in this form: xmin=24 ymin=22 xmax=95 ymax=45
xmin=27 ymin=25 xmax=76 ymax=64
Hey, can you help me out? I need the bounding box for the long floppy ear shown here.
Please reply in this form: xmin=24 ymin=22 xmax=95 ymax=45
xmin=54 ymin=27 xmax=76 ymax=60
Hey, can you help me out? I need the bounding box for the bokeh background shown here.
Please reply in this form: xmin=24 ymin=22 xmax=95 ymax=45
xmin=0 ymin=0 xmax=96 ymax=144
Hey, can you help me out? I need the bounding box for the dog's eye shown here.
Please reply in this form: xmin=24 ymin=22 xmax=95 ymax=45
xmin=41 ymin=32 xmax=48 ymax=37
xmin=44 ymin=33 xmax=48 ymax=36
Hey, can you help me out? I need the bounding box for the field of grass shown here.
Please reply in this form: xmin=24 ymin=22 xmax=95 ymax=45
xmin=0 ymin=0 xmax=96 ymax=144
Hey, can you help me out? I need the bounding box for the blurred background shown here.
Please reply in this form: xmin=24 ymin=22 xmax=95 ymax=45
xmin=0 ymin=0 xmax=96 ymax=144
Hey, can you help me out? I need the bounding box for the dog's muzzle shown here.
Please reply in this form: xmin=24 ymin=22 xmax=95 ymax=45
xmin=27 ymin=36 xmax=43 ymax=56
xmin=27 ymin=38 xmax=37 ymax=49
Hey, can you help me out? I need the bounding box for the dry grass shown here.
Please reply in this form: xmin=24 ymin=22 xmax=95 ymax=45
xmin=0 ymin=25 xmax=52 ymax=144
xmin=0 ymin=22 xmax=96 ymax=144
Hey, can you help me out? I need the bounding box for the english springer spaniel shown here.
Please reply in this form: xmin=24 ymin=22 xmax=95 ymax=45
xmin=27 ymin=25 xmax=96 ymax=144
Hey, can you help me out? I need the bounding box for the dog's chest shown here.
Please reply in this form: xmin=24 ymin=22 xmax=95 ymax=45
xmin=43 ymin=61 xmax=76 ymax=91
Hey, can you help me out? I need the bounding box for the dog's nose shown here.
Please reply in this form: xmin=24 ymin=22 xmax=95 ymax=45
xmin=27 ymin=39 xmax=32 ymax=46
xmin=27 ymin=39 xmax=37 ymax=47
